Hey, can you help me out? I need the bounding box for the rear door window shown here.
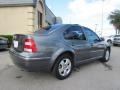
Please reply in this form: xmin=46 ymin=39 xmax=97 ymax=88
xmin=64 ymin=26 xmax=86 ymax=40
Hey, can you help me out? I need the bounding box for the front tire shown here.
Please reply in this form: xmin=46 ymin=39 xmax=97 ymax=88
xmin=107 ymin=40 xmax=112 ymax=45
xmin=100 ymin=49 xmax=110 ymax=62
xmin=53 ymin=54 xmax=73 ymax=80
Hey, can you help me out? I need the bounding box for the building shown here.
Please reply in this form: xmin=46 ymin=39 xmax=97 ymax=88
xmin=0 ymin=0 xmax=62 ymax=35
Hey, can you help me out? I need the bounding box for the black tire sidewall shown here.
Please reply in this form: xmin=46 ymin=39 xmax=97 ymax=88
xmin=53 ymin=54 xmax=73 ymax=80
xmin=101 ymin=49 xmax=110 ymax=62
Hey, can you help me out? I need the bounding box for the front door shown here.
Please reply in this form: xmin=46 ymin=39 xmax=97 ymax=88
xmin=83 ymin=27 xmax=105 ymax=58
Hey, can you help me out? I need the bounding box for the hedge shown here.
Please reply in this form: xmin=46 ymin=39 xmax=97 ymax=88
xmin=0 ymin=35 xmax=13 ymax=47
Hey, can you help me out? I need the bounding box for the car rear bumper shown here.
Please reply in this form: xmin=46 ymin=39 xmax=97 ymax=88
xmin=9 ymin=50 xmax=52 ymax=72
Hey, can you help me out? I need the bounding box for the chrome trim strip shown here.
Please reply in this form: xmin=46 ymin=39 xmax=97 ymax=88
xmin=91 ymin=50 xmax=104 ymax=53
xmin=25 ymin=57 xmax=51 ymax=61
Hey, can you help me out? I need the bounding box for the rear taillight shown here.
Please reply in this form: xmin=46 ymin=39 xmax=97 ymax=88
xmin=24 ymin=39 xmax=37 ymax=53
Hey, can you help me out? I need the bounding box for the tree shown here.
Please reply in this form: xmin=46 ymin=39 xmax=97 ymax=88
xmin=108 ymin=9 xmax=120 ymax=34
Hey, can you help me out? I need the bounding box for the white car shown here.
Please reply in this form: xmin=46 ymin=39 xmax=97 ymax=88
xmin=104 ymin=35 xmax=115 ymax=45
xmin=113 ymin=35 xmax=120 ymax=46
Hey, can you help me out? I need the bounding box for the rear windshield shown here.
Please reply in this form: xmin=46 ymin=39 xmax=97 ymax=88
xmin=114 ymin=35 xmax=120 ymax=37
xmin=34 ymin=24 xmax=63 ymax=34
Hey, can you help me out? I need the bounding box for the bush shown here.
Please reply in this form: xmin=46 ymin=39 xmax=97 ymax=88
xmin=0 ymin=35 xmax=13 ymax=47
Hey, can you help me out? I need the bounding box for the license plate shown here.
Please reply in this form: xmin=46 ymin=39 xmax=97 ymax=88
xmin=13 ymin=41 xmax=18 ymax=48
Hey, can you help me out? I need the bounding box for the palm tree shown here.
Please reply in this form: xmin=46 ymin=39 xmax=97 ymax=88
xmin=108 ymin=9 xmax=120 ymax=34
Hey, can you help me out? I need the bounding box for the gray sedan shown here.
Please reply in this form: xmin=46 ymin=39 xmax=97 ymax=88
xmin=9 ymin=24 xmax=111 ymax=80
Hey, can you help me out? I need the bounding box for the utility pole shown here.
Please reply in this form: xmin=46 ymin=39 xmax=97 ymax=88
xmin=101 ymin=0 xmax=105 ymax=37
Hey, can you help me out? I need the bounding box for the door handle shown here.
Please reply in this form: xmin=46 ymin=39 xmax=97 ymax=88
xmin=72 ymin=44 xmax=75 ymax=46
xmin=91 ymin=43 xmax=95 ymax=47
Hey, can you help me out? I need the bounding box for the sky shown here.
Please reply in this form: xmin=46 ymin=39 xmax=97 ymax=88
xmin=46 ymin=0 xmax=120 ymax=36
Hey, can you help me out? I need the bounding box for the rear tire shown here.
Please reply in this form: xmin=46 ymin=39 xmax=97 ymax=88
xmin=53 ymin=54 xmax=73 ymax=80
xmin=100 ymin=49 xmax=110 ymax=62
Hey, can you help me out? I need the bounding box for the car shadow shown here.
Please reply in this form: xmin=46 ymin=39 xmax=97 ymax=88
xmin=113 ymin=45 xmax=120 ymax=47
xmin=12 ymin=60 xmax=102 ymax=80
xmin=0 ymin=60 xmax=111 ymax=82
xmin=73 ymin=60 xmax=100 ymax=72
xmin=0 ymin=49 xmax=8 ymax=52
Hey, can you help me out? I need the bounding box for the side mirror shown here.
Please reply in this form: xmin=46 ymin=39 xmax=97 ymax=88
xmin=100 ymin=37 xmax=105 ymax=41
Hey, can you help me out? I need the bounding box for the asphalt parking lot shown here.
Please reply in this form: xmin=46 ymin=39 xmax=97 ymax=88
xmin=0 ymin=46 xmax=120 ymax=90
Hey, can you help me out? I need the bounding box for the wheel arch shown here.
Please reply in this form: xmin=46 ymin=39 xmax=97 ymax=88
xmin=51 ymin=51 xmax=75 ymax=72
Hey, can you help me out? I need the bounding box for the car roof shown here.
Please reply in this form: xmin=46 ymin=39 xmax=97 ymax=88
xmin=34 ymin=24 xmax=91 ymax=35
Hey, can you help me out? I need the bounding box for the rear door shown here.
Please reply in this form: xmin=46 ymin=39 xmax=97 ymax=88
xmin=64 ymin=26 xmax=91 ymax=62
xmin=83 ymin=28 xmax=105 ymax=58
